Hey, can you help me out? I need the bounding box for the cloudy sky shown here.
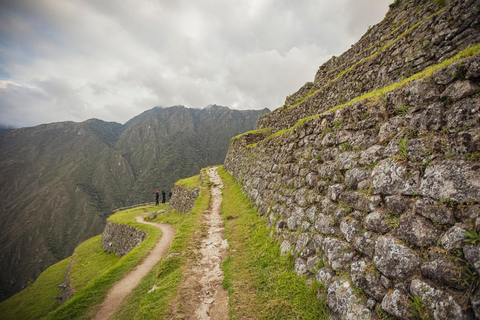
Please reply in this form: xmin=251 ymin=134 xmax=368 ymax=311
xmin=0 ymin=0 xmax=391 ymax=128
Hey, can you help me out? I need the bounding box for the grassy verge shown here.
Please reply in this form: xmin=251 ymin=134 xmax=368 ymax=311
xmin=218 ymin=166 xmax=329 ymax=319
xmin=0 ymin=258 xmax=70 ymax=320
xmin=44 ymin=204 xmax=165 ymax=319
xmin=112 ymin=170 xmax=211 ymax=319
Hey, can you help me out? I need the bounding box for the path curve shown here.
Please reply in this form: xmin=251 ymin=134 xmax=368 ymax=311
xmin=93 ymin=215 xmax=175 ymax=320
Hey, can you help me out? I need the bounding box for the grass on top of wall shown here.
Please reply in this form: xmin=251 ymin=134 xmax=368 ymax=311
xmin=112 ymin=170 xmax=211 ymax=320
xmin=263 ymin=43 xmax=480 ymax=144
xmin=175 ymin=174 xmax=202 ymax=190
xmin=218 ymin=166 xmax=329 ymax=319
xmin=44 ymin=204 xmax=166 ymax=320
xmin=0 ymin=258 xmax=70 ymax=320
xmin=284 ymin=3 xmax=449 ymax=109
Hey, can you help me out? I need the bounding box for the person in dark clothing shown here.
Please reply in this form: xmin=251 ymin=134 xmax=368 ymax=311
xmin=155 ymin=190 xmax=160 ymax=205
xmin=168 ymin=191 xmax=172 ymax=200
xmin=161 ymin=190 xmax=166 ymax=204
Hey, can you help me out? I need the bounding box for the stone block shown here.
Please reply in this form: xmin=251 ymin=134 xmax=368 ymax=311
xmin=415 ymin=198 xmax=455 ymax=225
xmin=316 ymin=267 xmax=334 ymax=286
xmin=323 ymin=237 xmax=356 ymax=270
xmin=464 ymin=244 xmax=480 ymax=275
xmin=419 ymin=160 xmax=480 ymax=203
xmin=381 ymin=289 xmax=412 ymax=320
xmin=354 ymin=231 xmax=378 ymax=258
xmin=365 ymin=211 xmax=392 ymax=234
xmin=373 ymin=236 xmax=421 ymax=279
xmin=397 ymin=213 xmax=441 ymax=247
xmin=327 ymin=280 xmax=371 ymax=320
xmin=372 ymin=159 xmax=420 ymax=196
xmin=315 ymin=213 xmax=337 ymax=235
xmin=421 ymin=248 xmax=469 ymax=290
xmin=351 ymin=259 xmax=387 ymax=301
xmin=410 ymin=279 xmax=466 ymax=320
xmin=340 ymin=217 xmax=361 ymax=243
xmin=440 ymin=225 xmax=467 ymax=251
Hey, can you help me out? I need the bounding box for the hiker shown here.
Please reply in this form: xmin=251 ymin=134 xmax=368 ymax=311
xmin=155 ymin=190 xmax=160 ymax=205
xmin=161 ymin=190 xmax=166 ymax=204
xmin=168 ymin=191 xmax=172 ymax=199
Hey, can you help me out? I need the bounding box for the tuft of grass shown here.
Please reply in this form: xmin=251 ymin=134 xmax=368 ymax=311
xmin=218 ymin=166 xmax=329 ymax=319
xmin=397 ymin=138 xmax=408 ymax=161
xmin=0 ymin=258 xmax=70 ymax=320
xmin=464 ymin=226 xmax=480 ymax=245
xmin=396 ymin=105 xmax=409 ymax=115
xmin=409 ymin=295 xmax=432 ymax=320
xmin=112 ymin=170 xmax=211 ymax=319
xmin=175 ymin=174 xmax=202 ymax=190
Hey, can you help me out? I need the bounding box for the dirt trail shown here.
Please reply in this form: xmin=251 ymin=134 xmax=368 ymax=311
xmin=93 ymin=215 xmax=175 ymax=320
xmin=169 ymin=167 xmax=229 ymax=320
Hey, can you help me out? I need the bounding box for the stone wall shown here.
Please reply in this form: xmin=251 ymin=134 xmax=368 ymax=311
xmin=258 ymin=0 xmax=479 ymax=134
xmin=100 ymin=221 xmax=146 ymax=257
xmin=169 ymin=184 xmax=200 ymax=213
xmin=224 ymin=55 xmax=480 ymax=319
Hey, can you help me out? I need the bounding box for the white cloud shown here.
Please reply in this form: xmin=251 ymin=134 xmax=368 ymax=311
xmin=0 ymin=0 xmax=391 ymax=128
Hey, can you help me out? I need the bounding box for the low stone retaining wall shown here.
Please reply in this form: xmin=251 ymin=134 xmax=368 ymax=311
xmin=169 ymin=184 xmax=200 ymax=213
xmin=100 ymin=221 xmax=146 ymax=257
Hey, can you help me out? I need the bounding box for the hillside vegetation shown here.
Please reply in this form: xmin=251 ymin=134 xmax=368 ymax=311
xmin=0 ymin=105 xmax=267 ymax=301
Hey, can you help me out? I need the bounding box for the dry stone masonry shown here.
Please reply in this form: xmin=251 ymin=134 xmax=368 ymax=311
xmin=258 ymin=0 xmax=479 ymax=134
xmin=169 ymin=184 xmax=200 ymax=213
xmin=224 ymin=0 xmax=480 ymax=319
xmin=100 ymin=221 xmax=146 ymax=257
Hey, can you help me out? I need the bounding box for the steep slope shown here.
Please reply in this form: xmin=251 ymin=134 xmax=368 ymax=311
xmin=0 ymin=119 xmax=134 ymax=302
xmin=0 ymin=105 xmax=267 ymax=301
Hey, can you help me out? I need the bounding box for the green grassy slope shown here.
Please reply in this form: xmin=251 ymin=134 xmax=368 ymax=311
xmin=69 ymin=235 xmax=120 ymax=291
xmin=45 ymin=204 xmax=164 ymax=319
xmin=112 ymin=170 xmax=209 ymax=319
xmin=0 ymin=204 xmax=169 ymax=320
xmin=218 ymin=166 xmax=330 ymax=319
xmin=0 ymin=258 xmax=70 ymax=320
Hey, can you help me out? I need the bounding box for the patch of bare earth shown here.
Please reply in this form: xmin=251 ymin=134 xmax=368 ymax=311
xmin=168 ymin=167 xmax=229 ymax=320
xmin=92 ymin=215 xmax=175 ymax=320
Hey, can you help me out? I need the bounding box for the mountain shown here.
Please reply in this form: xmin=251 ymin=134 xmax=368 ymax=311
xmin=0 ymin=105 xmax=268 ymax=301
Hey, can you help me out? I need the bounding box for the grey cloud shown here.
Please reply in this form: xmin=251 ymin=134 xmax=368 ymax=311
xmin=0 ymin=0 xmax=392 ymax=128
